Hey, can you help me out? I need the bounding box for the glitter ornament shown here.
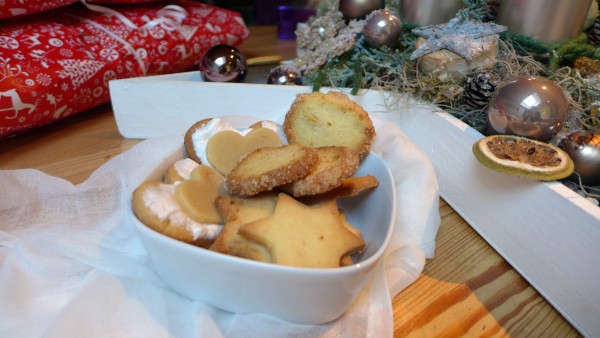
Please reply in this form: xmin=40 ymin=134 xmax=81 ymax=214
xmin=559 ymin=130 xmax=600 ymax=186
xmin=293 ymin=11 xmax=364 ymax=73
xmin=363 ymin=10 xmax=403 ymax=48
xmin=486 ymin=75 xmax=569 ymax=142
xmin=199 ymin=44 xmax=247 ymax=83
xmin=267 ymin=66 xmax=302 ymax=85
xmin=339 ymin=0 xmax=385 ymax=20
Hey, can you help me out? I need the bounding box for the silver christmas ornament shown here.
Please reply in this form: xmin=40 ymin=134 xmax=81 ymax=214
xmin=559 ymin=130 xmax=600 ymax=186
xmin=363 ymin=10 xmax=403 ymax=48
xmin=339 ymin=0 xmax=385 ymax=20
xmin=267 ymin=66 xmax=302 ymax=85
xmin=199 ymin=44 xmax=247 ymax=83
xmin=487 ymin=75 xmax=569 ymax=142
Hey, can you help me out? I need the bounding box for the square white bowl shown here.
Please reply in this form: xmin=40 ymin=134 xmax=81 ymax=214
xmin=129 ymin=145 xmax=396 ymax=324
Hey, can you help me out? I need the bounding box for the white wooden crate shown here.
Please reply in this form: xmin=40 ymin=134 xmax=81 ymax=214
xmin=110 ymin=72 xmax=600 ymax=336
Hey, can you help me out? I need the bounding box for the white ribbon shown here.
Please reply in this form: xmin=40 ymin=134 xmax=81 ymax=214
xmin=141 ymin=5 xmax=188 ymax=31
xmin=70 ymin=1 xmax=190 ymax=76
xmin=79 ymin=0 xmax=188 ymax=31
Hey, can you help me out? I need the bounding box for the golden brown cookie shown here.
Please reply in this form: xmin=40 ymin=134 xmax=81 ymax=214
xmin=206 ymin=127 xmax=283 ymax=175
xmin=283 ymin=91 xmax=375 ymax=160
xmin=211 ymin=193 xmax=277 ymax=262
xmin=280 ymin=146 xmax=359 ymax=197
xmin=298 ymin=175 xmax=379 ymax=205
xmin=132 ymin=180 xmax=221 ymax=248
xmin=340 ymin=255 xmax=353 ymax=267
xmin=238 ymin=193 xmax=365 ymax=268
xmin=225 ymin=144 xmax=318 ymax=197
xmin=338 ymin=208 xmax=362 ymax=238
xmin=339 ymin=209 xmax=362 ymax=267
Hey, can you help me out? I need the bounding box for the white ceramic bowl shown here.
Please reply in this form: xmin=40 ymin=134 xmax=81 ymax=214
xmin=130 ymin=145 xmax=396 ymax=324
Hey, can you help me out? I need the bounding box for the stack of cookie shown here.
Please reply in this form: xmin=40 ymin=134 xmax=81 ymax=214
xmin=132 ymin=91 xmax=379 ymax=268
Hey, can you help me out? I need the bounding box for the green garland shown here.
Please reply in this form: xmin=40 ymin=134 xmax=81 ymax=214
xmin=300 ymin=1 xmax=600 ymax=135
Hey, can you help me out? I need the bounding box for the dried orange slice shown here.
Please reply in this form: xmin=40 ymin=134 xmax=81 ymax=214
xmin=472 ymin=135 xmax=574 ymax=181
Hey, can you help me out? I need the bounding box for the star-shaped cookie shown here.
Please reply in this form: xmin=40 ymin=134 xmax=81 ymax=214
xmin=409 ymin=17 xmax=506 ymax=62
xmin=211 ymin=193 xmax=277 ymax=262
xmin=238 ymin=193 xmax=365 ymax=268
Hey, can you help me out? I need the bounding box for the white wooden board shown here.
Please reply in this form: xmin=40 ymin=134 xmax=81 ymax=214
xmin=110 ymin=72 xmax=600 ymax=336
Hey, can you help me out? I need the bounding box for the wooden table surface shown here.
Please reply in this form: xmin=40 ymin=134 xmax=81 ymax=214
xmin=0 ymin=26 xmax=580 ymax=337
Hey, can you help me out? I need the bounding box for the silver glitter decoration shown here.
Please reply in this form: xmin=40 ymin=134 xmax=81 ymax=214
xmin=409 ymin=17 xmax=507 ymax=62
xmin=293 ymin=11 xmax=365 ymax=73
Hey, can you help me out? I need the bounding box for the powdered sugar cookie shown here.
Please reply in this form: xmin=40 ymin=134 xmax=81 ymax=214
xmin=132 ymin=180 xmax=221 ymax=248
xmin=175 ymin=165 xmax=228 ymax=224
xmin=184 ymin=118 xmax=234 ymax=164
xmin=164 ymin=158 xmax=200 ymax=183
xmin=249 ymin=120 xmax=287 ymax=141
xmin=184 ymin=117 xmax=285 ymax=175
xmin=206 ymin=127 xmax=283 ymax=175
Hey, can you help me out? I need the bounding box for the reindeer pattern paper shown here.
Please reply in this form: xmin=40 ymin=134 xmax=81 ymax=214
xmin=0 ymin=0 xmax=76 ymax=19
xmin=0 ymin=0 xmax=249 ymax=139
xmin=0 ymin=0 xmax=169 ymax=19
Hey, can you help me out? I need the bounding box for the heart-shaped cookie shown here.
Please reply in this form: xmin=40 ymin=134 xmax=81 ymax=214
xmin=175 ymin=165 xmax=227 ymax=224
xmin=206 ymin=127 xmax=282 ymax=175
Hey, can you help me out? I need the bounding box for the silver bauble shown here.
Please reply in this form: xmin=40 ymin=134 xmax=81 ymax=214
xmin=199 ymin=44 xmax=247 ymax=83
xmin=363 ymin=10 xmax=403 ymax=48
xmin=559 ymin=130 xmax=600 ymax=186
xmin=267 ymin=66 xmax=302 ymax=85
xmin=339 ymin=0 xmax=385 ymax=20
xmin=487 ymin=75 xmax=569 ymax=142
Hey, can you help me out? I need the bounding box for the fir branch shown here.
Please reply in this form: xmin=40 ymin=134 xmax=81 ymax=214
xmin=548 ymin=34 xmax=598 ymax=71
xmin=352 ymin=56 xmax=363 ymax=94
xmin=499 ymin=31 xmax=551 ymax=56
xmin=456 ymin=0 xmax=487 ymax=21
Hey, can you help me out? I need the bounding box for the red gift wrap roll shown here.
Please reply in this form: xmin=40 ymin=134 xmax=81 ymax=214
xmin=0 ymin=1 xmax=249 ymax=139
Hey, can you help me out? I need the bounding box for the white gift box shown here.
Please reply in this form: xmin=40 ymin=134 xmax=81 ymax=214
xmin=110 ymin=71 xmax=600 ymax=336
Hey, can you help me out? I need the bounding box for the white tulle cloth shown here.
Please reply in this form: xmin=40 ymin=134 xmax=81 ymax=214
xmin=0 ymin=116 xmax=439 ymax=337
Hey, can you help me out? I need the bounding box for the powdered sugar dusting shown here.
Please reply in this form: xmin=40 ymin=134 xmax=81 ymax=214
xmin=173 ymin=158 xmax=200 ymax=180
xmin=191 ymin=118 xmax=236 ymax=166
xmin=190 ymin=118 xmax=287 ymax=166
xmin=142 ymin=183 xmax=221 ymax=240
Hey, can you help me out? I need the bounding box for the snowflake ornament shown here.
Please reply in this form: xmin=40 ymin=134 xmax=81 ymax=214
xmin=409 ymin=17 xmax=506 ymax=62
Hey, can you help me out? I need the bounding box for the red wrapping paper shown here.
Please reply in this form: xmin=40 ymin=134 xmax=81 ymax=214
xmin=0 ymin=0 xmax=162 ymax=19
xmin=0 ymin=1 xmax=249 ymax=139
xmin=0 ymin=0 xmax=76 ymax=19
xmin=92 ymin=0 xmax=163 ymax=3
